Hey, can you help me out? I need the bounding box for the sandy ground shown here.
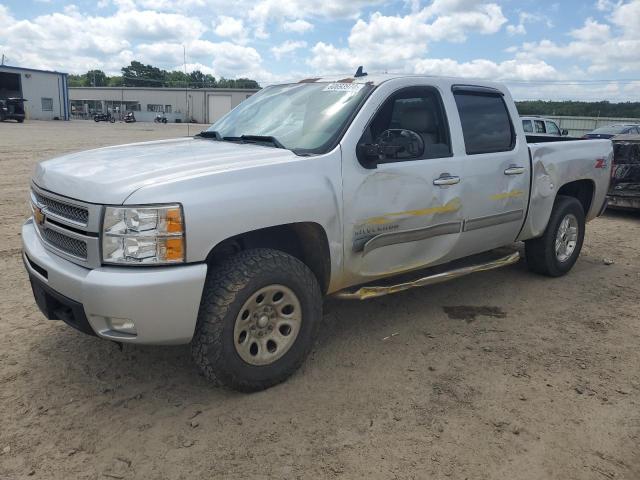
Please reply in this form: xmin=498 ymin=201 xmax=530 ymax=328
xmin=0 ymin=120 xmax=639 ymax=480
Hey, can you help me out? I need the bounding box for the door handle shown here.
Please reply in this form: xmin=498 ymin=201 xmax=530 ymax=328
xmin=504 ymin=165 xmax=526 ymax=175
xmin=433 ymin=174 xmax=460 ymax=186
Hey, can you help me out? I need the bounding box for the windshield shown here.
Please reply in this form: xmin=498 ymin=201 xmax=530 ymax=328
xmin=206 ymin=82 xmax=372 ymax=153
xmin=592 ymin=125 xmax=628 ymax=134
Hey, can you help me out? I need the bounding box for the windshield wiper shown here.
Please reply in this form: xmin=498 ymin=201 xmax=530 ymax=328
xmin=201 ymin=132 xmax=288 ymax=150
xmin=239 ymin=135 xmax=286 ymax=149
xmin=196 ymin=130 xmax=222 ymax=140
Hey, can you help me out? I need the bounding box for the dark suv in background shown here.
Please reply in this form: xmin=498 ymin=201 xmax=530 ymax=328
xmin=0 ymin=97 xmax=26 ymax=123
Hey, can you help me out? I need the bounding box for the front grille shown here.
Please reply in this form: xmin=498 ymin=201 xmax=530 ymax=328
xmin=33 ymin=190 xmax=89 ymax=225
xmin=41 ymin=228 xmax=88 ymax=259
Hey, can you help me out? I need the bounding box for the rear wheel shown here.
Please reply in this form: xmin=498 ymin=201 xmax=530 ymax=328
xmin=191 ymin=249 xmax=322 ymax=392
xmin=525 ymin=195 xmax=585 ymax=277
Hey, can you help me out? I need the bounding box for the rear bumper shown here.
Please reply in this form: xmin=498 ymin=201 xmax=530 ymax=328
xmin=607 ymin=194 xmax=640 ymax=210
xmin=22 ymin=218 xmax=208 ymax=345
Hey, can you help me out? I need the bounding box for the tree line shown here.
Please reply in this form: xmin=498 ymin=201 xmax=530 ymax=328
xmin=68 ymin=61 xmax=260 ymax=89
xmin=516 ymin=100 xmax=640 ymax=118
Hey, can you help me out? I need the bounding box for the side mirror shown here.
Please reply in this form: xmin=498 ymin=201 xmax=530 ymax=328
xmin=356 ymin=143 xmax=382 ymax=169
xmin=561 ymin=129 xmax=569 ymax=136
xmin=356 ymin=129 xmax=424 ymax=169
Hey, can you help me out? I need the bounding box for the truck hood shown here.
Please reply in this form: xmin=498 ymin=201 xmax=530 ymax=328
xmin=33 ymin=137 xmax=300 ymax=204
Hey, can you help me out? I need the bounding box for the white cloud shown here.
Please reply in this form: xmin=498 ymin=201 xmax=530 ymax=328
xmin=247 ymin=0 xmax=383 ymax=38
xmin=506 ymin=11 xmax=552 ymax=36
xmin=308 ymin=2 xmax=507 ymax=72
xmin=0 ymin=4 xmax=264 ymax=79
xmin=413 ymin=57 xmax=558 ymax=81
xmin=282 ymin=19 xmax=314 ymax=33
xmin=507 ymin=24 xmax=526 ymax=35
xmin=271 ymin=40 xmax=307 ymax=60
xmin=512 ymin=1 xmax=640 ymax=76
xmin=213 ymin=16 xmax=248 ymax=44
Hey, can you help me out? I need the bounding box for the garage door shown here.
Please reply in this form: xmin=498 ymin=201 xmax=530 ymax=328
xmin=207 ymin=95 xmax=232 ymax=123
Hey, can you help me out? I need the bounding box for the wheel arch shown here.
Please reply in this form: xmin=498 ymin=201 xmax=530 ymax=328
xmin=206 ymin=222 xmax=332 ymax=294
xmin=556 ymin=179 xmax=595 ymax=217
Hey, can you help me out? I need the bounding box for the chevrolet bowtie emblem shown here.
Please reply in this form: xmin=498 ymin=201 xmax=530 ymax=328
xmin=34 ymin=205 xmax=45 ymax=226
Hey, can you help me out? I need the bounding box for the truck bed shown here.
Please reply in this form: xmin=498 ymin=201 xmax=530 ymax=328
xmin=518 ymin=137 xmax=612 ymax=241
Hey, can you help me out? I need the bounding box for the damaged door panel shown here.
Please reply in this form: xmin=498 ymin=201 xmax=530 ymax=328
xmin=342 ymin=82 xmax=465 ymax=282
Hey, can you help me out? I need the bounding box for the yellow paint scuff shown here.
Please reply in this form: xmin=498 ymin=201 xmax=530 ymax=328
xmin=490 ymin=190 xmax=524 ymax=200
xmin=365 ymin=198 xmax=461 ymax=225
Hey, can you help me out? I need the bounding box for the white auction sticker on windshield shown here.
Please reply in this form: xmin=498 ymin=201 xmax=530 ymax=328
xmin=323 ymin=83 xmax=365 ymax=92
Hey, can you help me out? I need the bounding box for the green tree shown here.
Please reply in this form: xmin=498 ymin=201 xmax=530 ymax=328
xmin=515 ymin=100 xmax=640 ymax=118
xmin=85 ymin=69 xmax=107 ymax=87
xmin=189 ymin=70 xmax=216 ymax=88
xmin=121 ymin=61 xmax=166 ymax=87
xmin=165 ymin=70 xmax=190 ymax=87
xmin=233 ymin=78 xmax=260 ymax=89
xmin=68 ymin=74 xmax=85 ymax=87
xmin=107 ymin=76 xmax=124 ymax=87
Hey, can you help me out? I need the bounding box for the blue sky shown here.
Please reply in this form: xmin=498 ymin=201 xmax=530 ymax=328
xmin=1 ymin=0 xmax=639 ymax=100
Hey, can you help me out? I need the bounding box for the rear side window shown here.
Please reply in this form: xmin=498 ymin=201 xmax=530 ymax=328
xmin=453 ymin=92 xmax=514 ymax=155
xmin=522 ymin=120 xmax=533 ymax=133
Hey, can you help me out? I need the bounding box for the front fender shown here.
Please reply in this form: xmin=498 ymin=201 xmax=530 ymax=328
xmin=126 ymin=149 xmax=344 ymax=284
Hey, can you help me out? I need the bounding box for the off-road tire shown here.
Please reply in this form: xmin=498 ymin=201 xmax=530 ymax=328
xmin=525 ymin=195 xmax=585 ymax=277
xmin=191 ymin=248 xmax=322 ymax=392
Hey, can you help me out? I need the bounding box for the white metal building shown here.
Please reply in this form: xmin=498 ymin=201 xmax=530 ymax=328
xmin=0 ymin=65 xmax=70 ymax=120
xmin=69 ymin=87 xmax=259 ymax=124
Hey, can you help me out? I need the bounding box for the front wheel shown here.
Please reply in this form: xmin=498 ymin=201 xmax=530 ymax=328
xmin=525 ymin=195 xmax=585 ymax=277
xmin=191 ymin=249 xmax=322 ymax=392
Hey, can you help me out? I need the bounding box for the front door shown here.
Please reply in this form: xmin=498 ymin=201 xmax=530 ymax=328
xmin=341 ymin=83 xmax=465 ymax=284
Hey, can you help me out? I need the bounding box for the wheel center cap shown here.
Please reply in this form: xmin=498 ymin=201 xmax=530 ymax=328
xmin=257 ymin=315 xmax=269 ymax=328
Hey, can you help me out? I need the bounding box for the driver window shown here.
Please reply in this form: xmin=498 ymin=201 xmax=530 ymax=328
xmin=364 ymin=87 xmax=452 ymax=162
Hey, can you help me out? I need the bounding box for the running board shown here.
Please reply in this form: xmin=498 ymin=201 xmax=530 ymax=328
xmin=334 ymin=251 xmax=520 ymax=301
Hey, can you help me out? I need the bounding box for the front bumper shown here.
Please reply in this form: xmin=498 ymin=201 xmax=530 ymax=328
xmin=22 ymin=218 xmax=208 ymax=345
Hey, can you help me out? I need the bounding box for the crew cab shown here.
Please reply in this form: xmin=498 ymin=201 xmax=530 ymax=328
xmin=23 ymin=73 xmax=612 ymax=391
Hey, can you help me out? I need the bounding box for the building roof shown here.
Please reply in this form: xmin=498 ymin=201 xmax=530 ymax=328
xmin=0 ymin=64 xmax=68 ymax=76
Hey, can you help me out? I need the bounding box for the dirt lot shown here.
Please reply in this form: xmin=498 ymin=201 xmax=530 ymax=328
xmin=1 ymin=120 xmax=639 ymax=480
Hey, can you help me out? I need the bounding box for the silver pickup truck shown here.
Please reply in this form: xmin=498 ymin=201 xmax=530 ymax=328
xmin=23 ymin=74 xmax=612 ymax=391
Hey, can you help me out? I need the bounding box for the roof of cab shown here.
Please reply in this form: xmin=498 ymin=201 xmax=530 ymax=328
xmin=293 ymin=73 xmax=506 ymax=90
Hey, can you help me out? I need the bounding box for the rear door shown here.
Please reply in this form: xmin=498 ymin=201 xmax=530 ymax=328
xmin=448 ymin=86 xmax=530 ymax=259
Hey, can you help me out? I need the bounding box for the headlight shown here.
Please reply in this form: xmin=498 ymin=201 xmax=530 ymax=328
xmin=102 ymin=205 xmax=185 ymax=265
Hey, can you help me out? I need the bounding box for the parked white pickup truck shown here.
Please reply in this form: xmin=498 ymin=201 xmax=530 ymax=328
xmin=23 ymin=73 xmax=612 ymax=391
